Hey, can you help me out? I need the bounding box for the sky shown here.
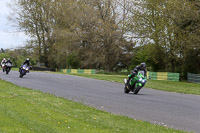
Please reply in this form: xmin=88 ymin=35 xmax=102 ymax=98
xmin=0 ymin=0 xmax=29 ymax=49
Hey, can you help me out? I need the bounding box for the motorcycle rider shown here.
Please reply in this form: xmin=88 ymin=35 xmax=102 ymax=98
xmin=19 ymin=58 xmax=30 ymax=72
xmin=23 ymin=58 xmax=30 ymax=66
xmin=1 ymin=58 xmax=7 ymax=67
xmin=1 ymin=58 xmax=7 ymax=72
xmin=126 ymin=63 xmax=147 ymax=88
xmin=6 ymin=58 xmax=12 ymax=66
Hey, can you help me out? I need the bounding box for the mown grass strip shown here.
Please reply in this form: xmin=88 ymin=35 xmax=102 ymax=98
xmin=0 ymin=79 xmax=187 ymax=133
xmin=10 ymin=67 xmax=19 ymax=71
xmin=66 ymin=73 xmax=200 ymax=95
xmin=146 ymin=80 xmax=200 ymax=95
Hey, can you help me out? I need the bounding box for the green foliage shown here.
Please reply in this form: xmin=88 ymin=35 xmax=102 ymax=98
xmin=15 ymin=56 xmax=25 ymax=67
xmin=8 ymin=0 xmax=200 ymax=77
xmin=0 ymin=48 xmax=37 ymax=67
xmin=66 ymin=54 xmax=80 ymax=69
xmin=0 ymin=53 xmax=9 ymax=61
xmin=0 ymin=52 xmax=24 ymax=67
xmin=9 ymin=0 xmax=132 ymax=71
xmin=127 ymin=0 xmax=200 ymax=77
xmin=130 ymin=45 xmax=154 ymax=71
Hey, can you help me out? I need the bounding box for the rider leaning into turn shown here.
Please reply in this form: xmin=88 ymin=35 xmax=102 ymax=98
xmin=127 ymin=63 xmax=147 ymax=87
xmin=19 ymin=58 xmax=30 ymax=72
xmin=22 ymin=58 xmax=30 ymax=66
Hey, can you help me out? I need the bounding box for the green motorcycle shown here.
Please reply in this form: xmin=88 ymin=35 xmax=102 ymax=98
xmin=124 ymin=71 xmax=147 ymax=94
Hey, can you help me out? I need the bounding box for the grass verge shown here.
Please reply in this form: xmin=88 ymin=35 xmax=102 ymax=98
xmin=11 ymin=67 xmax=19 ymax=71
xmin=65 ymin=73 xmax=200 ymax=95
xmin=0 ymin=79 xmax=187 ymax=133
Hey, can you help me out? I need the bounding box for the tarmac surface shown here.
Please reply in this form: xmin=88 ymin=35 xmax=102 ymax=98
xmin=0 ymin=71 xmax=200 ymax=133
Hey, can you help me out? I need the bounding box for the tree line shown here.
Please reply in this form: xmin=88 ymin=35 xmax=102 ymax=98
xmin=5 ymin=0 xmax=200 ymax=79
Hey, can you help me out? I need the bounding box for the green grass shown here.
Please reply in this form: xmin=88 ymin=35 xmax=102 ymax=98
xmin=0 ymin=79 xmax=187 ymax=133
xmin=10 ymin=67 xmax=19 ymax=71
xmin=64 ymin=73 xmax=200 ymax=95
xmin=146 ymin=80 xmax=200 ymax=95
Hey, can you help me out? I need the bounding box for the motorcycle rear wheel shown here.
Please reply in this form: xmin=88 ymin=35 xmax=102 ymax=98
xmin=124 ymin=85 xmax=130 ymax=93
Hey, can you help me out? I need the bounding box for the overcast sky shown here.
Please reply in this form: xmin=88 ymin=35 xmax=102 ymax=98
xmin=0 ymin=0 xmax=29 ymax=49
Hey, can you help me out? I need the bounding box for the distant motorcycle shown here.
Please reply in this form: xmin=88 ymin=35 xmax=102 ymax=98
xmin=19 ymin=64 xmax=29 ymax=78
xmin=5 ymin=62 xmax=12 ymax=74
xmin=124 ymin=71 xmax=147 ymax=94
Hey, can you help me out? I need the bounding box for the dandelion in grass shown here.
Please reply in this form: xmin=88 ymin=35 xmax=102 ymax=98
xmin=58 ymin=122 xmax=61 ymax=124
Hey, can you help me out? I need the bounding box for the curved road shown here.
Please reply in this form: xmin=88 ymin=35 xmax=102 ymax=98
xmin=0 ymin=71 xmax=200 ymax=133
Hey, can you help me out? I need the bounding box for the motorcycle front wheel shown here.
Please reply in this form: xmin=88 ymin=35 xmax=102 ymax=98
xmin=19 ymin=74 xmax=23 ymax=78
xmin=133 ymin=86 xmax=141 ymax=94
xmin=19 ymin=71 xmax=25 ymax=78
xmin=6 ymin=68 xmax=10 ymax=74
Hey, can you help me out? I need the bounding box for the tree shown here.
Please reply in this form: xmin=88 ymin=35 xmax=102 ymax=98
xmin=125 ymin=0 xmax=200 ymax=75
xmin=66 ymin=53 xmax=80 ymax=69
xmin=9 ymin=0 xmax=58 ymax=67
xmin=7 ymin=0 xmax=139 ymax=71
xmin=165 ymin=0 xmax=200 ymax=75
xmin=74 ymin=0 xmax=133 ymax=71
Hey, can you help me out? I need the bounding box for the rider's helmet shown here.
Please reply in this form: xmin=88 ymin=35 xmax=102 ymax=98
xmin=140 ymin=63 xmax=146 ymax=70
xmin=26 ymin=58 xmax=29 ymax=61
xmin=7 ymin=58 xmax=10 ymax=61
xmin=3 ymin=58 xmax=6 ymax=60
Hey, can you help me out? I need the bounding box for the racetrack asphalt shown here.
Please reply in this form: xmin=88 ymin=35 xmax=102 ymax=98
xmin=0 ymin=71 xmax=200 ymax=133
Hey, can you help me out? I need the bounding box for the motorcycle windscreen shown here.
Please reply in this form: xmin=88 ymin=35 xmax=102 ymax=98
xmin=6 ymin=63 xmax=12 ymax=67
xmin=130 ymin=71 xmax=145 ymax=86
xmin=138 ymin=70 xmax=145 ymax=78
xmin=138 ymin=70 xmax=145 ymax=75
